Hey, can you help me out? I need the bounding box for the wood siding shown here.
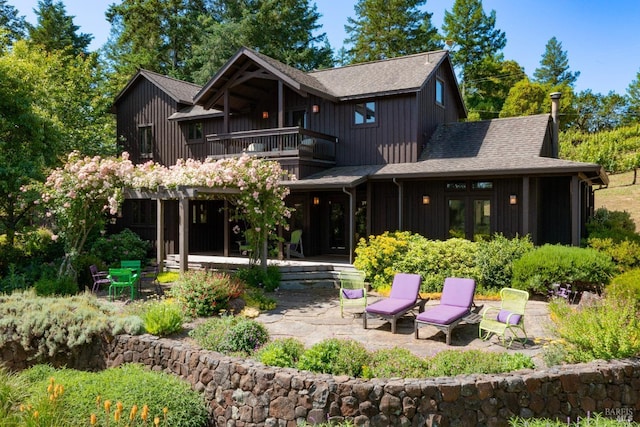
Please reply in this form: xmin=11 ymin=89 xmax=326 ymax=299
xmin=115 ymin=79 xmax=188 ymax=166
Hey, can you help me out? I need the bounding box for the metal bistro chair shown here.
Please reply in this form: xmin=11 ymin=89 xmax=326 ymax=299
xmin=140 ymin=264 xmax=162 ymax=295
xmin=339 ymin=270 xmax=367 ymax=318
xmin=89 ymin=264 xmax=110 ymax=293
xmin=479 ymin=288 xmax=530 ymax=347
xmin=108 ymin=268 xmax=137 ymax=301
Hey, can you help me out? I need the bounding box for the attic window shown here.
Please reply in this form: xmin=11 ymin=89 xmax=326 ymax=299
xmin=138 ymin=125 xmax=153 ymax=158
xmin=354 ymin=101 xmax=376 ymax=125
xmin=435 ymin=78 xmax=444 ymax=106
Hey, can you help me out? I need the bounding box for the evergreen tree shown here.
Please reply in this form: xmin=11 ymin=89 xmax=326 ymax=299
xmin=189 ymin=0 xmax=333 ymax=84
xmin=0 ymin=0 xmax=26 ymax=48
xmin=442 ymin=0 xmax=506 ymax=83
xmin=627 ymin=69 xmax=640 ymax=125
xmin=27 ymin=0 xmax=92 ymax=55
xmin=344 ymin=0 xmax=442 ymax=63
xmin=105 ymin=0 xmax=208 ymax=83
xmin=533 ymin=36 xmax=580 ymax=87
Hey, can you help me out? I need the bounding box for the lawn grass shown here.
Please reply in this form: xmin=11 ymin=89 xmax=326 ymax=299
xmin=594 ymin=170 xmax=640 ymax=231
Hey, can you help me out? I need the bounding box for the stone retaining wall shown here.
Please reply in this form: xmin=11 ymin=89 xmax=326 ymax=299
xmin=106 ymin=334 xmax=640 ymax=426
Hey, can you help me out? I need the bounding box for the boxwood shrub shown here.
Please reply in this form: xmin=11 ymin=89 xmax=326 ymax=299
xmin=511 ymin=244 xmax=615 ymax=294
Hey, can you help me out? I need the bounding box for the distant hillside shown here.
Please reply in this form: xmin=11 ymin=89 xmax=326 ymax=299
xmin=594 ymin=170 xmax=640 ymax=232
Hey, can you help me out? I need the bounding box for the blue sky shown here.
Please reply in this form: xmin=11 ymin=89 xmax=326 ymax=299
xmin=9 ymin=0 xmax=640 ymax=95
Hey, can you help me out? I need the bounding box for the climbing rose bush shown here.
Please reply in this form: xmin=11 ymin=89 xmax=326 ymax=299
xmin=41 ymin=152 xmax=292 ymax=275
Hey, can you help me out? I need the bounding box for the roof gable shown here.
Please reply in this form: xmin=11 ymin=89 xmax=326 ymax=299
xmin=114 ymin=69 xmax=201 ymax=107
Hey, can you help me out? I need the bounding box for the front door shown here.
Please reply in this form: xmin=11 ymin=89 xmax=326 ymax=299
xmin=327 ymin=195 xmax=348 ymax=254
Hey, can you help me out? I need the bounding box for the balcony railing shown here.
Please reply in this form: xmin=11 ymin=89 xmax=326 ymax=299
xmin=205 ymin=127 xmax=337 ymax=161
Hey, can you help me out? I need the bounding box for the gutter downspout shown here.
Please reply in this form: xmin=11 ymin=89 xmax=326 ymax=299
xmin=393 ymin=178 xmax=403 ymax=231
xmin=550 ymin=92 xmax=561 ymax=158
xmin=342 ymin=187 xmax=355 ymax=264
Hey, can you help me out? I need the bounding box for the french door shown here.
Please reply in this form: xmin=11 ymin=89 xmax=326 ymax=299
xmin=447 ymin=197 xmax=492 ymax=240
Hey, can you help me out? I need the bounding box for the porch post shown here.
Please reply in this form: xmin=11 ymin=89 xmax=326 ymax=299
xmin=224 ymin=89 xmax=230 ymax=134
xmin=278 ymin=81 xmax=284 ymax=128
xmin=156 ymin=198 xmax=165 ymax=273
xmin=522 ymin=177 xmax=530 ymax=236
xmin=571 ymin=176 xmax=581 ymax=246
xmin=343 ymin=187 xmax=356 ymax=264
xmin=223 ymin=200 xmax=229 ymax=257
xmin=393 ymin=178 xmax=403 ymax=231
xmin=178 ymin=197 xmax=189 ymax=273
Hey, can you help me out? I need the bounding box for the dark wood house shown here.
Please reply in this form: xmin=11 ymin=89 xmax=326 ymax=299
xmin=112 ymin=47 xmax=607 ymax=266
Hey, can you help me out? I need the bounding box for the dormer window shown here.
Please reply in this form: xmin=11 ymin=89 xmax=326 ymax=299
xmin=354 ymin=101 xmax=376 ymax=125
xmin=436 ymin=78 xmax=444 ymax=106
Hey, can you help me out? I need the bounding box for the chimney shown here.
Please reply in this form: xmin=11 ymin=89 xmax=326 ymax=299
xmin=550 ymin=92 xmax=561 ymax=158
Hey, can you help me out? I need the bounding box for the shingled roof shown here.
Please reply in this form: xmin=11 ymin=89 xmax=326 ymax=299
xmin=420 ymin=114 xmax=552 ymax=161
xmin=310 ymin=51 xmax=449 ymax=100
xmin=288 ymin=113 xmax=608 ymax=188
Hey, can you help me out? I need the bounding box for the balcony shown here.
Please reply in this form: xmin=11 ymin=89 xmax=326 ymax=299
xmin=205 ymin=127 xmax=337 ymax=162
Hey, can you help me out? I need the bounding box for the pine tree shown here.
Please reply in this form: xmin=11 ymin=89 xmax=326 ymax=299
xmin=344 ymin=0 xmax=442 ymax=64
xmin=27 ymin=0 xmax=92 ymax=55
xmin=0 ymin=0 xmax=27 ymax=47
xmin=626 ymin=69 xmax=640 ymax=125
xmin=189 ymin=0 xmax=333 ymax=84
xmin=441 ymin=0 xmax=506 ymax=82
xmin=533 ymin=36 xmax=580 ymax=87
xmin=105 ymin=0 xmax=208 ymax=82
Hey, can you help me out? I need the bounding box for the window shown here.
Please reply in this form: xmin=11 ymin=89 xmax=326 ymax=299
xmin=435 ymin=78 xmax=444 ymax=106
xmin=188 ymin=122 xmax=203 ymax=140
xmin=138 ymin=125 xmax=153 ymax=158
xmin=354 ymin=101 xmax=376 ymax=125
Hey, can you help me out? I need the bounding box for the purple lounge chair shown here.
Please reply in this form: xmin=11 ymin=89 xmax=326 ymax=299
xmin=363 ymin=273 xmax=425 ymax=334
xmin=414 ymin=277 xmax=476 ymax=345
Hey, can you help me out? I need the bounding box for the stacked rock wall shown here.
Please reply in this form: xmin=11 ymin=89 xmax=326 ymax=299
xmin=106 ymin=334 xmax=640 ymax=426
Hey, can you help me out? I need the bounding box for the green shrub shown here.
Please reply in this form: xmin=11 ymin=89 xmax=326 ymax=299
xmin=355 ymin=232 xmax=480 ymax=292
xmin=354 ymin=231 xmax=414 ymax=290
xmin=90 ymin=228 xmax=150 ymax=266
xmin=19 ymin=364 xmax=208 ymax=427
xmin=586 ymin=208 xmax=640 ymax=243
xmin=296 ymin=339 xmax=369 ymax=377
xmin=33 ymin=274 xmax=78 ymax=296
xmin=73 ymin=253 xmax=107 ymax=291
xmin=0 ymin=291 xmax=142 ymax=362
xmin=426 ymin=350 xmax=534 ymax=377
xmin=141 ymin=299 xmax=184 ymax=336
xmin=548 ymin=297 xmax=640 ymax=363
xmin=168 ymin=270 xmax=245 ymax=317
xmin=362 ymin=347 xmax=429 ymax=379
xmin=588 ymin=237 xmax=640 ymax=272
xmin=255 ymin=338 xmax=305 ymax=368
xmin=217 ymin=317 xmax=269 ymax=354
xmin=243 ymin=287 xmax=277 ymax=311
xmin=0 ymin=291 xmax=111 ymax=360
xmin=110 ymin=314 xmax=145 ymax=335
xmin=394 ymin=237 xmax=479 ymax=292
xmin=189 ymin=314 xmax=268 ymax=355
xmin=606 ymin=268 xmax=640 ymax=303
xmin=512 ymin=244 xmax=615 ymax=295
xmin=235 ymin=265 xmax=282 ymax=291
xmin=475 ymin=234 xmax=534 ymax=291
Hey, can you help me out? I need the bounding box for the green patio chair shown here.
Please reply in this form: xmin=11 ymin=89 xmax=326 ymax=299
xmin=339 ymin=270 xmax=367 ymax=318
xmin=478 ymin=288 xmax=529 ymax=347
xmin=108 ymin=268 xmax=137 ymax=301
xmin=121 ymin=260 xmax=142 ymax=290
